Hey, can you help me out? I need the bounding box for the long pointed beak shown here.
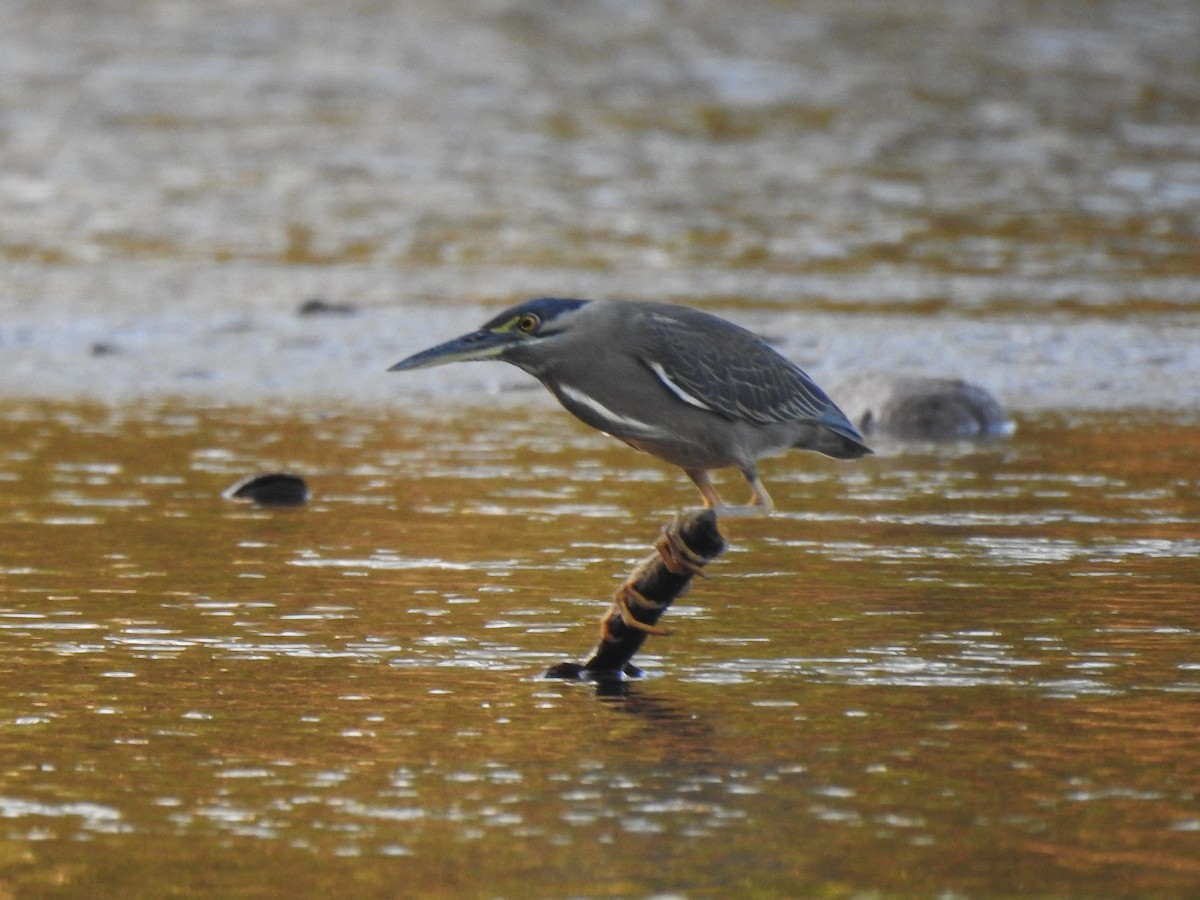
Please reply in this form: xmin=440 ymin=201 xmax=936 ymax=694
xmin=387 ymin=329 xmax=514 ymax=371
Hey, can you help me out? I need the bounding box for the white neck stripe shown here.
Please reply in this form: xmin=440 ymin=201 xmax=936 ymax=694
xmin=647 ymin=361 xmax=713 ymax=411
xmin=559 ymin=384 xmax=658 ymax=434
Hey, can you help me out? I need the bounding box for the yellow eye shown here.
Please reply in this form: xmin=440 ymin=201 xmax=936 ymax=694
xmin=517 ymin=314 xmax=540 ymax=334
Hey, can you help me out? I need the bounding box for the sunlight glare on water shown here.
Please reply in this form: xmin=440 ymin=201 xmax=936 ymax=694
xmin=0 ymin=401 xmax=1198 ymax=896
xmin=2 ymin=0 xmax=1200 ymax=894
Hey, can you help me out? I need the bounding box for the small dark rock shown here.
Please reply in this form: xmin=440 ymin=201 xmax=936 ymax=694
xmin=90 ymin=342 xmax=120 ymax=356
xmin=298 ymin=298 xmax=356 ymax=317
xmin=544 ymin=662 xmax=588 ymax=680
xmin=223 ymin=472 xmax=310 ymax=506
xmin=832 ymin=372 xmax=1015 ymax=441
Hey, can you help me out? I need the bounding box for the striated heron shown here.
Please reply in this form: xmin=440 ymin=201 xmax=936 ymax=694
xmin=389 ymin=297 xmax=870 ymax=515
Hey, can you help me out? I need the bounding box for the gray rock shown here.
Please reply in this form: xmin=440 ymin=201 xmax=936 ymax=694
xmin=831 ymin=372 xmax=1015 ymax=441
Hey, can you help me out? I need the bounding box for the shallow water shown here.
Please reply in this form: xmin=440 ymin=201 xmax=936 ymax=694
xmin=1 ymin=401 xmax=1198 ymax=897
xmin=2 ymin=0 xmax=1199 ymax=895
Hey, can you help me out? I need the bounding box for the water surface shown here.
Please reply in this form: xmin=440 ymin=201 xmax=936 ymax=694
xmin=2 ymin=0 xmax=1199 ymax=894
xmin=1 ymin=401 xmax=1197 ymax=896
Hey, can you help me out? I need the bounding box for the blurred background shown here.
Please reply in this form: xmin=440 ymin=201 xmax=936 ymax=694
xmin=2 ymin=0 xmax=1198 ymax=408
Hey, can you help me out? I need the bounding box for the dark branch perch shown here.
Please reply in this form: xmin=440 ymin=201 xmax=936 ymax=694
xmin=544 ymin=509 xmax=726 ymax=680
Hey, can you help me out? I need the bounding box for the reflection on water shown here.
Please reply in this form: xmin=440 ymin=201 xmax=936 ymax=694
xmin=0 ymin=400 xmax=1198 ymax=895
xmin=2 ymin=0 xmax=1200 ymax=890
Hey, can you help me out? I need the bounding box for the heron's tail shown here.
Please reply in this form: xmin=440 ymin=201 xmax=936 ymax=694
xmin=806 ymin=410 xmax=873 ymax=460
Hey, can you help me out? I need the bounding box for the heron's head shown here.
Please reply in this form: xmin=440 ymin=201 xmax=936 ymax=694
xmin=388 ymin=297 xmax=591 ymax=373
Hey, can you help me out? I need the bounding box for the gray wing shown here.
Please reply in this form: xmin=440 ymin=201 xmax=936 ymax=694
xmin=640 ymin=309 xmax=842 ymax=427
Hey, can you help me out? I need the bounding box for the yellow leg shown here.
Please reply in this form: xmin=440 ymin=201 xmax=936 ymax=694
xmin=744 ymin=475 xmax=772 ymax=518
xmin=685 ymin=468 xmax=774 ymax=518
xmin=686 ymin=469 xmax=725 ymax=509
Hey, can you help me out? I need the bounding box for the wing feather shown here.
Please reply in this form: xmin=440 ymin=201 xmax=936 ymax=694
xmin=640 ymin=309 xmax=844 ymax=428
